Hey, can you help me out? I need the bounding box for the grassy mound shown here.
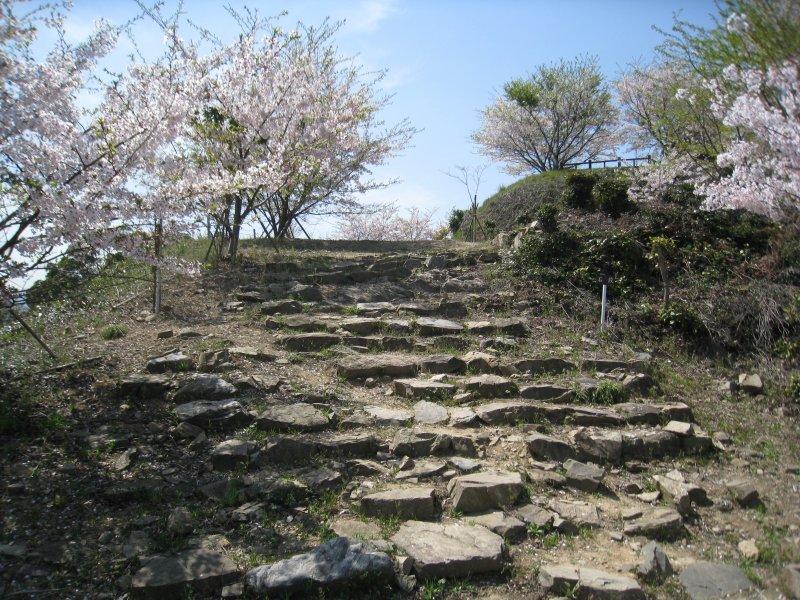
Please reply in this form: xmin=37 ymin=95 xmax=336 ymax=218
xmin=467 ymin=169 xmax=799 ymax=357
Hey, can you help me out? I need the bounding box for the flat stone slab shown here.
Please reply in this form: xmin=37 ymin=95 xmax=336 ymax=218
xmin=564 ymin=459 xmax=604 ymax=492
xmin=363 ymin=405 xmax=413 ymax=426
xmin=448 ymin=407 xmax=479 ymax=428
xmin=527 ymin=432 xmax=577 ymax=462
xmin=515 ymin=504 xmax=556 ymax=529
xmin=413 ymin=400 xmax=449 ymax=424
xmin=146 ymin=352 xmax=194 ymax=374
xmin=211 ymin=439 xmax=255 ymax=471
xmin=245 ymin=537 xmax=393 ymax=595
xmin=622 ymin=429 xmax=680 ymax=461
xmin=396 ymin=458 xmax=448 ymax=480
xmin=260 ymin=299 xmax=302 ymax=315
xmin=448 ymin=471 xmax=524 ymax=513
xmin=174 ymin=375 xmax=237 ymax=402
xmin=519 ymin=384 xmax=574 ymax=401
xmin=462 ymin=351 xmax=502 ymax=373
xmin=175 ymin=400 xmax=253 ymax=430
xmin=278 ymin=333 xmax=341 ymax=351
xmin=539 ymin=564 xmax=645 ymax=600
xmin=465 ymin=511 xmax=526 ymax=540
xmin=464 ymin=375 xmax=518 ymax=398
xmin=257 ymin=403 xmax=330 ymax=432
xmin=337 ymin=355 xmax=418 ymax=379
xmin=361 ymin=487 xmax=437 ymax=520
xmin=355 ymin=302 xmax=395 ymax=313
xmin=419 ymin=354 xmax=466 ymax=374
xmin=131 ymin=549 xmax=240 ymax=599
xmin=117 ymin=374 xmax=172 ymax=400
xmin=416 ymin=318 xmax=463 ymax=336
xmin=547 ymin=499 xmax=601 ymax=531
xmin=623 ymin=507 xmax=683 ymax=539
xmin=513 ymin=357 xmax=576 ymax=375
xmin=330 ymin=518 xmax=382 ymax=541
xmin=270 ymin=315 xmax=328 ymax=332
xmin=316 ymin=433 xmax=379 ymax=458
xmin=679 ymin=561 xmax=754 ymax=599
xmin=391 ymin=520 xmax=505 ymax=579
xmin=394 ymin=378 xmax=456 ymax=399
xmin=339 ymin=318 xmax=383 ymax=335
xmin=475 ymin=401 xmax=546 ymax=425
xmin=571 ymin=428 xmax=623 ymax=465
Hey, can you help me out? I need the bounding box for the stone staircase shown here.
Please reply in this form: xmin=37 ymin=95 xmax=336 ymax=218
xmin=121 ymin=248 xmax=756 ymax=599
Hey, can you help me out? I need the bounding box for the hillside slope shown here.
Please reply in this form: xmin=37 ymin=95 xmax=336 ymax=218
xmin=0 ymin=241 xmax=798 ymax=598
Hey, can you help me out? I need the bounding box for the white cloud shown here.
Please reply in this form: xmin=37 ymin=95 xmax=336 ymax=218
xmin=342 ymin=0 xmax=397 ymax=34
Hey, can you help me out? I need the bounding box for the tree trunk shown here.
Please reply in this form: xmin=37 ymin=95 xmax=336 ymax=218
xmin=657 ymin=252 xmax=670 ymax=306
xmin=152 ymin=217 xmax=163 ymax=314
xmin=228 ymin=195 xmax=243 ymax=263
xmin=7 ymin=305 xmax=58 ymax=360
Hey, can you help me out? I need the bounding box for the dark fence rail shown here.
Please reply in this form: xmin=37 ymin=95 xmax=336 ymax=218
xmin=564 ymin=155 xmax=654 ymax=170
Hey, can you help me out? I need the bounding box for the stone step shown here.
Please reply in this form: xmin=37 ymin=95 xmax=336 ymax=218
xmin=260 ymin=433 xmax=379 ymax=464
xmin=393 ymin=378 xmax=456 ymax=399
xmin=278 ymin=332 xmax=341 ymax=351
xmin=337 ymin=354 xmax=419 ymax=379
xmin=360 ymin=486 xmax=437 ymax=520
xmin=256 ymin=403 xmax=330 ymax=432
xmin=464 ymin=318 xmax=528 ymax=337
xmin=390 ymin=428 xmax=488 ymax=458
xmin=447 ymin=470 xmax=525 ymax=513
xmin=539 ymin=564 xmax=645 ymax=600
xmin=474 ymin=400 xmax=691 ymax=429
xmin=390 ymin=520 xmax=506 ymax=579
xmin=416 ymin=317 xmax=464 ymax=336
xmin=526 ymin=426 xmax=711 ymax=465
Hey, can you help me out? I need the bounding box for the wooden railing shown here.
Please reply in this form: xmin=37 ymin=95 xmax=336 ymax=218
xmin=564 ymin=155 xmax=654 ymax=170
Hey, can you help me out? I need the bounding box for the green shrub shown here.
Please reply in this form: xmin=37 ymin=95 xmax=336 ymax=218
xmin=536 ymin=202 xmax=559 ymax=232
xmin=516 ymin=213 xmax=532 ymax=226
xmin=562 ymin=171 xmax=597 ymax=209
xmin=100 ymin=324 xmax=128 ymax=340
xmin=588 ymin=380 xmax=628 ymax=405
xmin=576 ymin=232 xmax=654 ymax=296
xmin=593 ymin=176 xmax=633 ymax=218
xmin=659 ymin=301 xmax=706 ymax=338
xmin=448 ymin=209 xmax=465 ymax=235
xmin=512 ymin=230 xmax=581 ymax=283
xmin=657 ymin=182 xmax=701 ymax=207
xmin=25 ymin=249 xmax=100 ymax=306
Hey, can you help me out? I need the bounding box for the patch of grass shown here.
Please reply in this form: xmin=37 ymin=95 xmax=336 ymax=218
xmin=579 ymin=380 xmax=628 ymax=405
xmin=377 ymin=514 xmax=400 ymax=537
xmin=99 ymin=324 xmax=128 ymax=340
xmin=542 ymin=532 xmax=560 ymax=549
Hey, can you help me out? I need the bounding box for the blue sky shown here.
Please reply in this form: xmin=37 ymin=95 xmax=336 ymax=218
xmin=65 ymin=0 xmax=717 ymax=236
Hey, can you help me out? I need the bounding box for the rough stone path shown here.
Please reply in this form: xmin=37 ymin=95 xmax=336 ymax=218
xmin=64 ymin=248 xmax=777 ymax=598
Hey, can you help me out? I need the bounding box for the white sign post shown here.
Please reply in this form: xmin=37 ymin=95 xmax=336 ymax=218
xmin=600 ymin=283 xmax=608 ymax=330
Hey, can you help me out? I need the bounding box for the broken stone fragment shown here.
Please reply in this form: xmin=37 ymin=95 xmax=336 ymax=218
xmin=244 ymin=537 xmax=393 ymax=595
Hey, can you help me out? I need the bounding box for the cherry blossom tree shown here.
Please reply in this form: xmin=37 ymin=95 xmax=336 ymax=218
xmin=698 ymin=59 xmax=800 ymax=218
xmin=336 ymin=203 xmax=437 ymax=241
xmin=0 ymin=0 xmax=201 ymax=313
xmin=617 ymin=0 xmax=800 ymax=212
xmin=177 ymin=13 xmax=414 ymax=260
xmin=473 ymin=56 xmax=619 ymax=174
xmin=0 ymin=0 xmax=118 ymax=287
